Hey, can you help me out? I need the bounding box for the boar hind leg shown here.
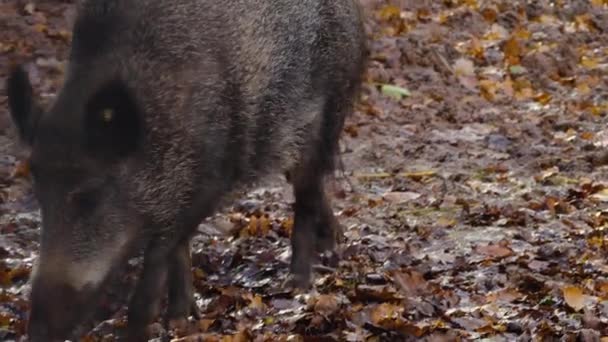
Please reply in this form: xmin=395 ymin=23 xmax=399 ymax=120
xmin=315 ymin=196 xmax=341 ymax=254
xmin=286 ymin=168 xmax=339 ymax=258
xmin=127 ymin=240 xmax=170 ymax=341
xmin=290 ymin=117 xmax=343 ymax=287
xmin=311 ymin=97 xmax=348 ymax=256
xmin=290 ymin=164 xmax=324 ymax=288
xmin=167 ymin=239 xmax=199 ymax=329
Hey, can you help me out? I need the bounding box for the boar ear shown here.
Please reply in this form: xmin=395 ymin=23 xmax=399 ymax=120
xmin=6 ymin=65 xmax=42 ymax=146
xmin=84 ymin=79 xmax=142 ymax=160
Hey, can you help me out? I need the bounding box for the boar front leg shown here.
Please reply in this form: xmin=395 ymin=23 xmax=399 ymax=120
xmin=167 ymin=239 xmax=200 ymax=331
xmin=127 ymin=239 xmax=170 ymax=341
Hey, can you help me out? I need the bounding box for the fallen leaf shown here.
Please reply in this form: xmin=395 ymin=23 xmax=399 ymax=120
xmin=563 ymin=285 xmax=586 ymax=311
xmin=392 ymin=270 xmax=428 ymax=296
xmin=371 ymin=303 xmax=404 ymax=326
xmin=380 ymin=84 xmax=411 ymax=100
xmin=355 ymin=284 xmax=402 ymax=301
xmin=486 ymin=288 xmax=523 ymax=303
xmin=452 ymin=316 xmax=490 ymax=331
xmin=313 ymin=294 xmax=340 ymax=316
xmin=453 ymin=58 xmax=475 ymax=77
xmin=591 ymin=189 xmax=608 ymax=202
xmin=480 ymin=7 xmax=497 ymax=22
xmin=12 ymin=160 xmax=30 ymax=179
xmin=509 ymin=65 xmax=527 ymax=75
xmin=503 ymin=37 xmax=522 ymax=65
xmin=399 ymin=170 xmax=437 ymax=181
xmin=378 ymin=4 xmax=401 ymax=21
xmin=528 ymin=260 xmax=549 ymax=272
xmin=383 ymin=191 xmax=421 ymax=203
xmin=580 ymin=56 xmax=599 ymax=69
xmin=475 ymin=243 xmax=513 ymax=259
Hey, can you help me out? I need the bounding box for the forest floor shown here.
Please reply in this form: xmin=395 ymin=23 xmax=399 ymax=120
xmin=2 ymin=0 xmax=608 ymax=341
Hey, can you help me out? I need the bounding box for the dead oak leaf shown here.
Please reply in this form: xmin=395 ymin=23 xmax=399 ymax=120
xmin=11 ymin=160 xmax=30 ymax=179
xmin=312 ymin=294 xmax=340 ymax=316
xmin=486 ymin=288 xmax=524 ymax=303
xmin=371 ymin=303 xmax=404 ymax=327
xmin=562 ymin=285 xmax=587 ymax=312
xmin=391 ymin=270 xmax=429 ymax=297
xmin=475 ymin=243 xmax=513 ymax=259
xmin=355 ymin=284 xmax=402 ymax=302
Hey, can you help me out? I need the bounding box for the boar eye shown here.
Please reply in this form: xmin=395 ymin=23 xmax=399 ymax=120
xmin=84 ymin=79 xmax=141 ymax=161
xmin=101 ymin=108 xmax=114 ymax=122
xmin=68 ymin=189 xmax=100 ymax=212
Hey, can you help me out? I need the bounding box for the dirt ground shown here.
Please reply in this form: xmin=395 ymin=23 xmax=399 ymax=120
xmin=2 ymin=0 xmax=608 ymax=341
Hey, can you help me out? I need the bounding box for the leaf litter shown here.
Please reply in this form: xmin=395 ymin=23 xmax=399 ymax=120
xmin=2 ymin=0 xmax=608 ymax=341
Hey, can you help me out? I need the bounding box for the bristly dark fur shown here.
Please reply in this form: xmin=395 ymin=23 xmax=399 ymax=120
xmin=7 ymin=0 xmax=368 ymax=340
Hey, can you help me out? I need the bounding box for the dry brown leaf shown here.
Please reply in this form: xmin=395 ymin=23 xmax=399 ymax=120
xmin=479 ymin=79 xmax=498 ymax=101
xmin=534 ymin=92 xmax=552 ymax=105
xmin=580 ymin=132 xmax=595 ymax=140
xmin=437 ymin=217 xmax=457 ymax=228
xmin=468 ymin=37 xmax=485 ymax=60
xmin=171 ymin=333 xmax=220 ymax=342
xmin=228 ymin=329 xmax=251 ymax=342
xmin=245 ymin=215 xmax=271 ymax=237
xmin=378 ymin=5 xmax=400 ymax=21
xmin=247 ymin=294 xmax=265 ymax=311
xmin=313 ymin=294 xmax=340 ymax=316
xmin=528 ymin=260 xmax=549 ymax=272
xmin=459 ymin=75 xmax=479 ymax=92
xmin=399 ymin=170 xmax=437 ymax=181
xmin=512 ymin=27 xmax=531 ymax=40
xmin=562 ymin=285 xmax=586 ymax=311
xmin=475 ymin=243 xmax=513 ymax=259
xmin=371 ymin=303 xmax=404 ymax=326
xmin=392 ymin=270 xmax=428 ymax=296
xmin=596 ymin=281 xmax=608 ymax=300
xmin=198 ymin=319 xmax=215 ymax=333
xmin=581 ymin=56 xmax=599 ymax=69
xmin=416 ymin=8 xmax=431 ymax=21
xmin=12 ymin=160 xmax=30 ymax=179
xmin=576 ymin=82 xmax=592 ymax=95
xmin=503 ymin=37 xmax=522 ymax=65
xmin=590 ymin=189 xmax=608 ymax=202
xmin=483 ymin=23 xmax=508 ymax=42
xmin=453 ymin=58 xmax=475 ymax=77
xmin=355 ymin=284 xmax=401 ymax=301
xmin=486 ymin=288 xmax=523 ymax=303
xmin=383 ymin=191 xmax=421 ymax=204
xmin=480 ymin=7 xmax=497 ymax=23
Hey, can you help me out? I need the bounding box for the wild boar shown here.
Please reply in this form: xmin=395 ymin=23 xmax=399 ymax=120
xmin=5 ymin=0 xmax=367 ymax=340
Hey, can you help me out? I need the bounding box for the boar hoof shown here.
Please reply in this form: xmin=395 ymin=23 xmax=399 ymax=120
xmin=191 ymin=301 xmax=201 ymax=319
xmin=126 ymin=325 xmax=153 ymax=342
xmin=168 ymin=318 xmax=189 ymax=337
xmin=289 ymin=262 xmax=312 ymax=290
xmin=315 ymin=233 xmax=335 ymax=254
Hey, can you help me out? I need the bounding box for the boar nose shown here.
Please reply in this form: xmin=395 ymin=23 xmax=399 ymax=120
xmin=28 ymin=276 xmax=85 ymax=341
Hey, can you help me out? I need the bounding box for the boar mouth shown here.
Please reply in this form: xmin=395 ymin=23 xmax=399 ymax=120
xmin=27 ymin=236 xmax=144 ymax=340
xmin=27 ymin=281 xmax=96 ymax=341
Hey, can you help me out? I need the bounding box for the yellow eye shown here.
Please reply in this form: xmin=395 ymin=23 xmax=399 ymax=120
xmin=102 ymin=109 xmax=114 ymax=122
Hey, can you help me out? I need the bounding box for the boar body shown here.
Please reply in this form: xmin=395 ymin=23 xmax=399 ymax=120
xmin=6 ymin=0 xmax=367 ymax=340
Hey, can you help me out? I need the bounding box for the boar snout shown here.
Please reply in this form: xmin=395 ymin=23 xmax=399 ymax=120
xmin=27 ymin=250 xmax=122 ymax=341
xmin=28 ymin=277 xmax=91 ymax=341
